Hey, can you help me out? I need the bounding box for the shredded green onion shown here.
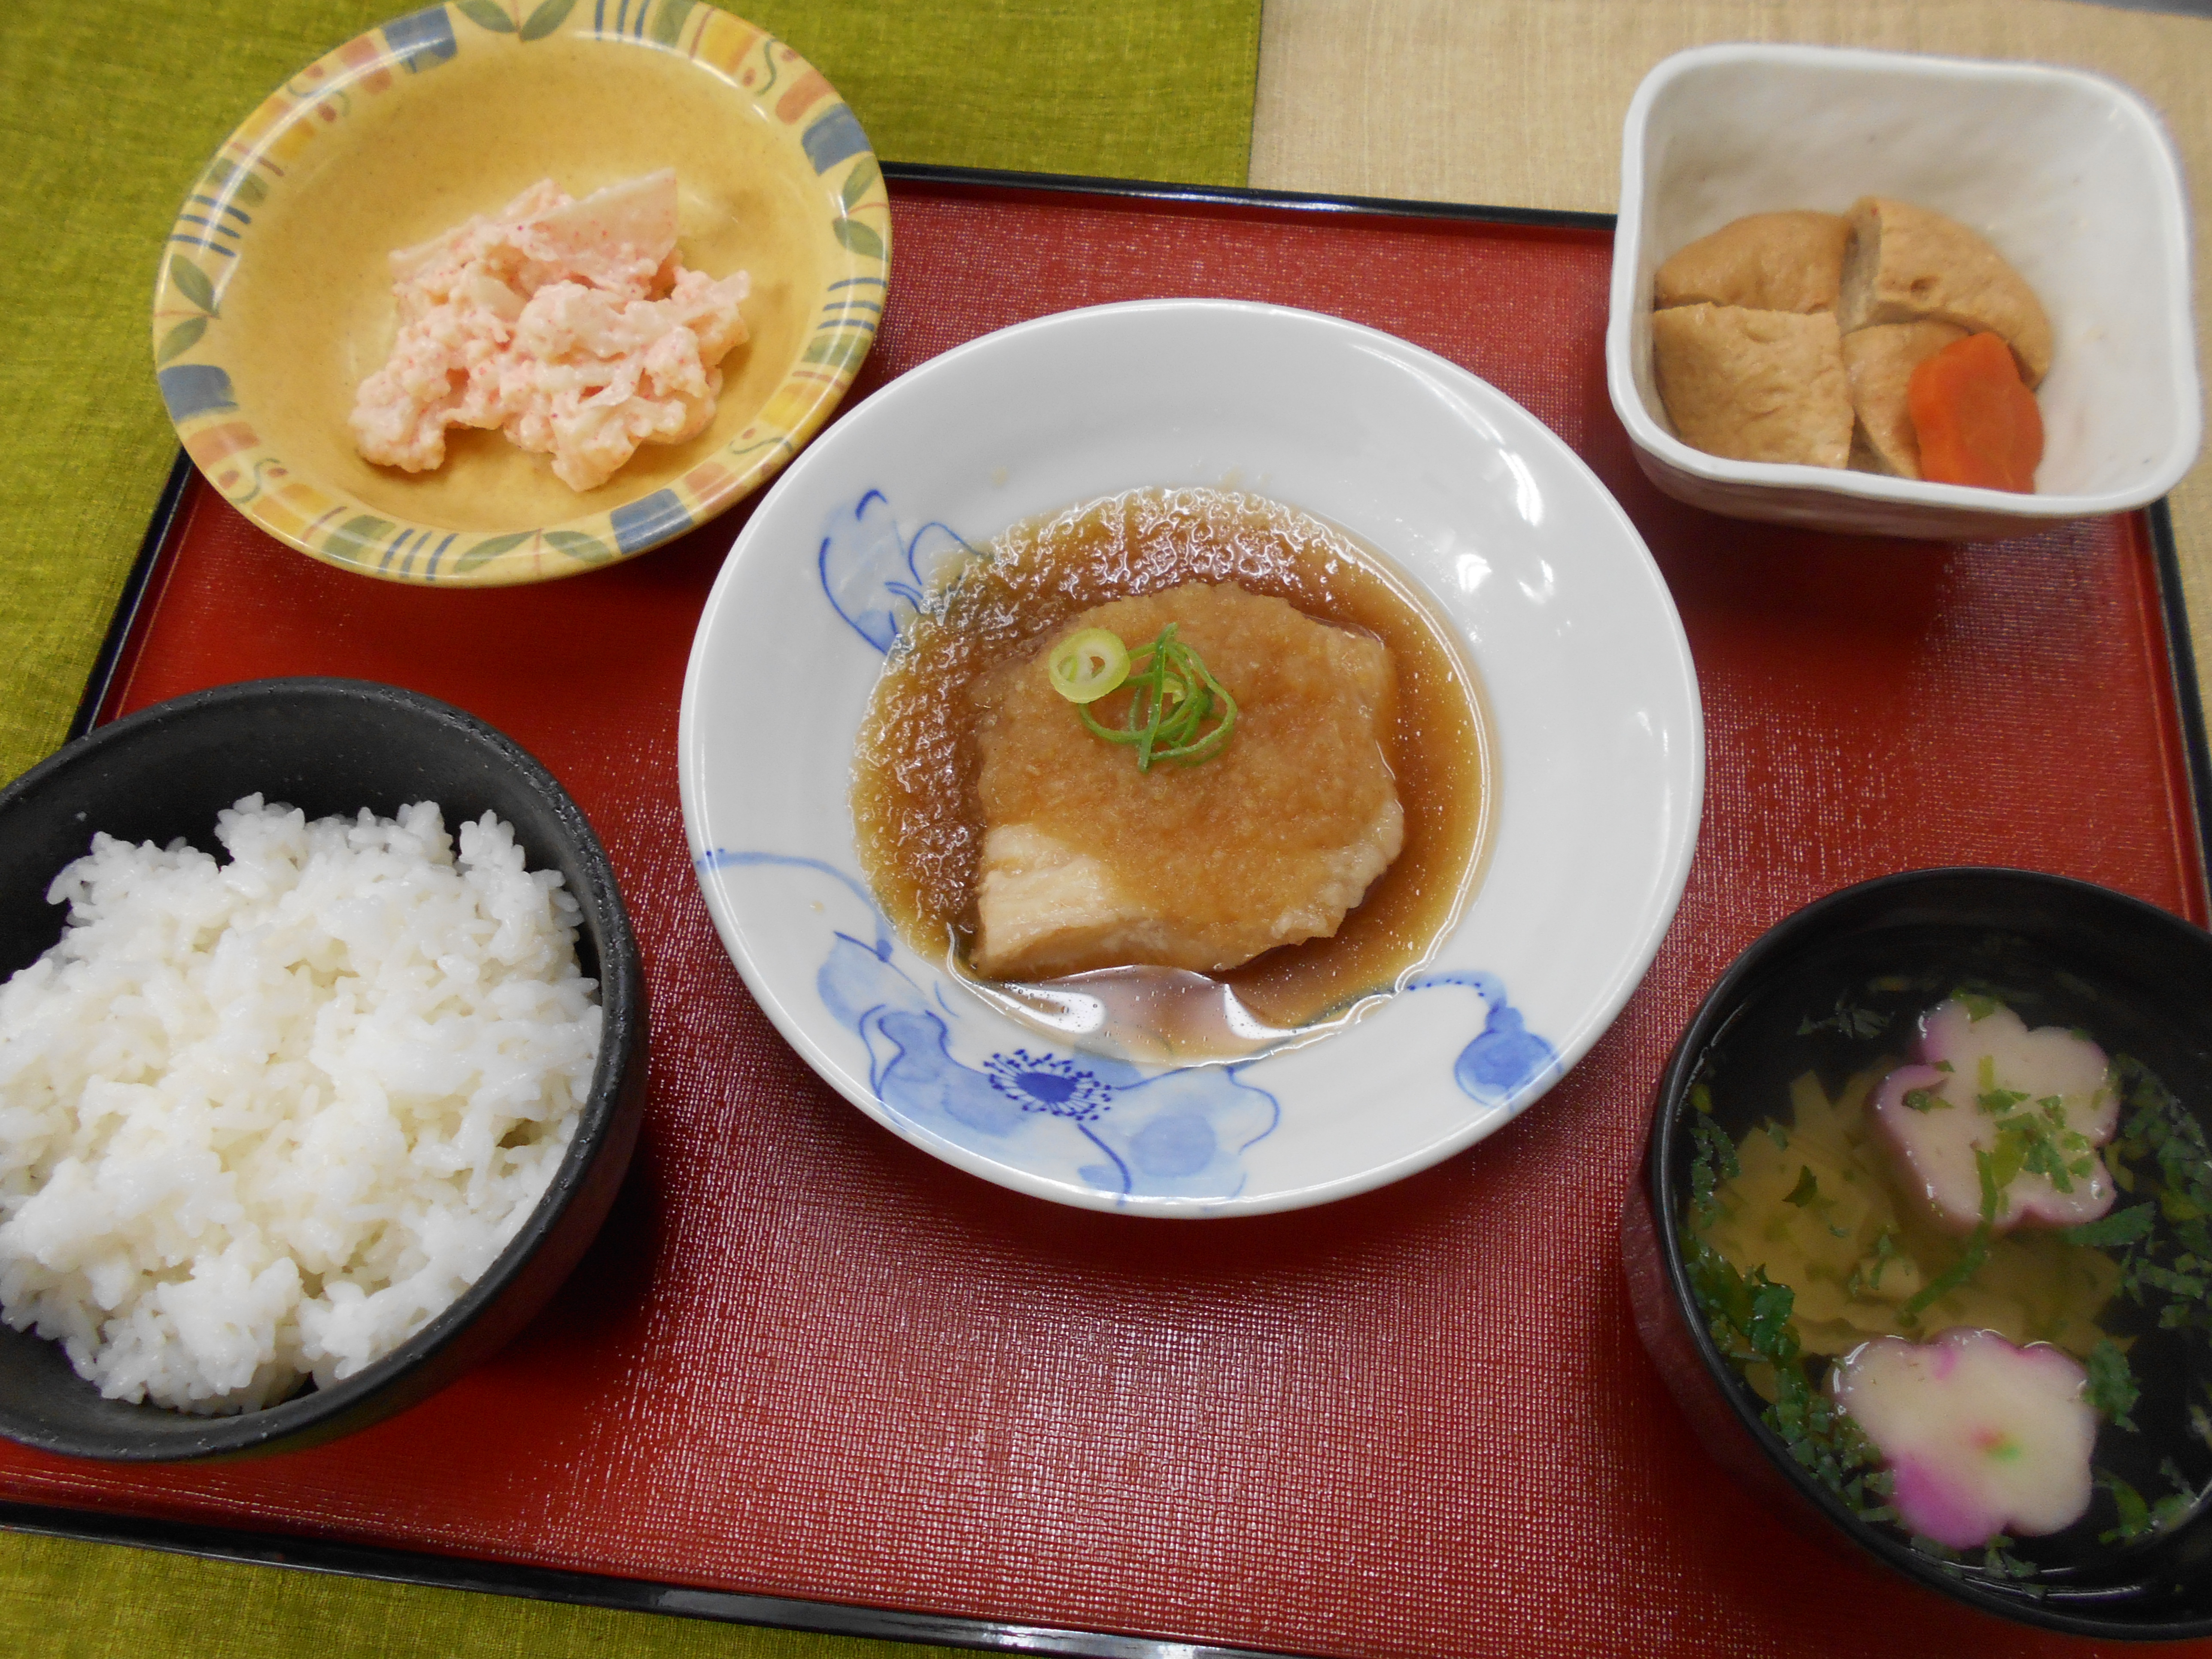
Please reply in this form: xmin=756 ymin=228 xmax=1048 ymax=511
xmin=1047 ymin=628 xmax=1130 ymax=704
xmin=1070 ymin=623 xmax=1237 ymax=771
xmin=1901 ymin=1148 xmax=2000 ymax=1321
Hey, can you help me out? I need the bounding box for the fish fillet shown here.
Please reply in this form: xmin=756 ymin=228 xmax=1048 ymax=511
xmin=969 ymin=582 xmax=1403 ymax=979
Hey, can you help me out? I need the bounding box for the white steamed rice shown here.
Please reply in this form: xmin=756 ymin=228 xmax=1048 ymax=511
xmin=0 ymin=796 xmax=602 ymax=1414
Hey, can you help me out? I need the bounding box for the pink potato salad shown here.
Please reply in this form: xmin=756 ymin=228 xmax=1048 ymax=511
xmin=1872 ymin=997 xmax=2118 ymax=1233
xmin=1832 ymin=1328 xmax=2097 ymax=1548
xmin=349 ymin=170 xmax=749 ymax=492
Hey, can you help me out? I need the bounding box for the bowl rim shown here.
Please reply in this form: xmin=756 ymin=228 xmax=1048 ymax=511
xmin=0 ymin=678 xmax=642 ymax=1459
xmin=150 ymin=4 xmax=890 ymax=587
xmin=1645 ymin=863 xmax=2212 ymax=1636
xmin=1606 ymin=41 xmax=2205 ymax=522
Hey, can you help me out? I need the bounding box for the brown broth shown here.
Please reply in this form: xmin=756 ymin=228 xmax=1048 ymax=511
xmin=850 ymin=487 xmax=1492 ymax=1058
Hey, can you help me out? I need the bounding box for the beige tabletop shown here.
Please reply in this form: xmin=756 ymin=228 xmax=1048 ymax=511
xmin=1252 ymin=0 xmax=2212 ymax=709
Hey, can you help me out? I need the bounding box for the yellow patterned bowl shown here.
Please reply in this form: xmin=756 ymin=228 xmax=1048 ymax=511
xmin=152 ymin=2 xmax=889 ymax=585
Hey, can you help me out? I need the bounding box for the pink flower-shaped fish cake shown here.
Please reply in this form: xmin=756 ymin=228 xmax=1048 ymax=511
xmin=1832 ymin=1328 xmax=2097 ymax=1549
xmin=1871 ymin=998 xmax=2117 ymax=1233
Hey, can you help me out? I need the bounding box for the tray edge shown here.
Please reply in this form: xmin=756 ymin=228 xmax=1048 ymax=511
xmin=35 ymin=158 xmax=2212 ymax=1655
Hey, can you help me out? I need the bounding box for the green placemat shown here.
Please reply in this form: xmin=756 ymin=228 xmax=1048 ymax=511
xmin=0 ymin=1 xmax=1260 ymax=1653
xmin=1 ymin=1528 xmax=967 ymax=1659
xmin=0 ymin=0 xmax=1262 ymax=789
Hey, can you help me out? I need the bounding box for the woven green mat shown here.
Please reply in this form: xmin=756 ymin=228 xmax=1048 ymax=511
xmin=1 ymin=1528 xmax=967 ymax=1659
xmin=0 ymin=0 xmax=1259 ymax=1652
xmin=0 ymin=0 xmax=1261 ymax=788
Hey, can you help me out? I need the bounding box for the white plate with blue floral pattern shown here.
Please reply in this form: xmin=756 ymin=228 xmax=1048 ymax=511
xmin=679 ymin=300 xmax=1702 ymax=1216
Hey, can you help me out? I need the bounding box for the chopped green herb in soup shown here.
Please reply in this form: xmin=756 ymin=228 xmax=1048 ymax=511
xmin=1686 ymin=973 xmax=2212 ymax=1593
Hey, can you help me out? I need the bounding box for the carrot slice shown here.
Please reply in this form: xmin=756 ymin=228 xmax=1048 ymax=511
xmin=1907 ymin=331 xmax=2044 ymax=493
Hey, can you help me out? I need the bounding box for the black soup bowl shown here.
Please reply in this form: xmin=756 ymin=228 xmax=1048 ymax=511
xmin=0 ymin=678 xmax=646 ymax=1460
xmin=1623 ymin=867 xmax=2212 ymax=1638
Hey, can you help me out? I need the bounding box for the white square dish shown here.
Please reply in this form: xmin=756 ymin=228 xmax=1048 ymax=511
xmin=1607 ymin=43 xmax=2202 ymax=541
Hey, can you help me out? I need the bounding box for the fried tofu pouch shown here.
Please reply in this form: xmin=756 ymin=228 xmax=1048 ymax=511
xmin=1838 ymin=197 xmax=2052 ymax=388
xmin=1653 ymin=210 xmax=1850 ymax=315
xmin=1841 ymin=320 xmax=1970 ymax=478
xmin=1651 ymin=304 xmax=1853 ymax=468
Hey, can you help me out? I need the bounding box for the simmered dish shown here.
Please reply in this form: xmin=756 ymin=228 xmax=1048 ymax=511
xmin=1652 ymin=198 xmax=2049 ymax=491
xmin=851 ymin=487 xmax=1489 ymax=1052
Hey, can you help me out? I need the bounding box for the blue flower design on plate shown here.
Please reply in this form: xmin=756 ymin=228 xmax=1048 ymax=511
xmin=1407 ymin=971 xmax=1561 ymax=1104
xmin=699 ymin=851 xmax=1281 ymax=1202
xmin=817 ymin=489 xmax=976 ymax=653
xmin=698 ymin=487 xmax=1567 ymax=1207
xmin=987 ymin=1051 xmax=1115 ymax=1120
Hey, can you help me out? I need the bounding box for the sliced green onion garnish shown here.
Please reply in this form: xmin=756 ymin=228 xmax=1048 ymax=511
xmin=1075 ymin=622 xmax=1237 ymax=772
xmin=1047 ymin=628 xmax=1131 ymax=704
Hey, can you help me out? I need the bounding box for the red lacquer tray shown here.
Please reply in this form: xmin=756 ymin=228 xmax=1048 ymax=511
xmin=8 ymin=169 xmax=2212 ymax=1659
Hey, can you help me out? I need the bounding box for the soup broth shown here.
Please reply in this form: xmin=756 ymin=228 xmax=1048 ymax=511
xmin=850 ymin=487 xmax=1492 ymax=1059
xmin=1684 ymin=929 xmax=2212 ymax=1602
